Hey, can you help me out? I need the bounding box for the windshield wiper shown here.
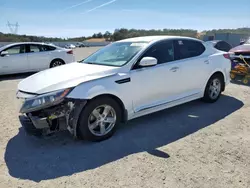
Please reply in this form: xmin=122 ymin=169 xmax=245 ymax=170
xmin=83 ymin=62 xmax=97 ymax=65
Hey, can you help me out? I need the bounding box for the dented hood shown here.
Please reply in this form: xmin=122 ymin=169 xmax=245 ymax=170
xmin=18 ymin=62 xmax=119 ymax=94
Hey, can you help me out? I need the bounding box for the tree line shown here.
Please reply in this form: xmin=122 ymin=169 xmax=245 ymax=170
xmin=0 ymin=28 xmax=249 ymax=42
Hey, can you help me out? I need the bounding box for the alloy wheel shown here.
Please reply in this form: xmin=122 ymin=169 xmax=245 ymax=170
xmin=51 ymin=60 xmax=63 ymax=67
xmin=209 ymin=78 xmax=221 ymax=99
xmin=88 ymin=105 xmax=117 ymax=136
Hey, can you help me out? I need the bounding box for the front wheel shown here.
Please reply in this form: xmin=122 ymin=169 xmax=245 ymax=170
xmin=202 ymin=74 xmax=223 ymax=103
xmin=77 ymin=97 xmax=121 ymax=142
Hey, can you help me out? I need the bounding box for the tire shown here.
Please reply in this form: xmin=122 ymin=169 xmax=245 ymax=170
xmin=202 ymin=74 xmax=223 ymax=103
xmin=230 ymin=72 xmax=236 ymax=80
xmin=242 ymin=77 xmax=249 ymax=85
xmin=50 ymin=59 xmax=65 ymax=68
xmin=77 ymin=97 xmax=122 ymax=142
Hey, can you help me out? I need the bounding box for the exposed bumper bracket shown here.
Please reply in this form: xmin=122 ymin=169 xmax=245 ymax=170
xmin=67 ymin=100 xmax=87 ymax=138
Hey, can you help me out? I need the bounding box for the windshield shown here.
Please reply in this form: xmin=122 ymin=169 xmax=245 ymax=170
xmin=81 ymin=42 xmax=148 ymax=67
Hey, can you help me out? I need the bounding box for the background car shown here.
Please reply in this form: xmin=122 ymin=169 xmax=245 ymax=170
xmin=76 ymin=42 xmax=88 ymax=48
xmin=229 ymin=38 xmax=250 ymax=70
xmin=205 ymin=40 xmax=232 ymax=52
xmin=230 ymin=38 xmax=250 ymax=52
xmin=0 ymin=42 xmax=75 ymax=75
xmin=65 ymin=44 xmax=76 ymax=49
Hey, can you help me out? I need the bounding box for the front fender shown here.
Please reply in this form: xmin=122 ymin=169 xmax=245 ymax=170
xmin=66 ymin=73 xmax=133 ymax=117
xmin=67 ymin=84 xmax=120 ymax=100
xmin=67 ymin=72 xmax=131 ymax=100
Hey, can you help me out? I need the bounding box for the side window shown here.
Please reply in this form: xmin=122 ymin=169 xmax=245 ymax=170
xmin=215 ymin=41 xmax=231 ymax=52
xmin=214 ymin=42 xmax=221 ymax=51
xmin=140 ymin=40 xmax=174 ymax=64
xmin=4 ymin=45 xmax=25 ymax=55
xmin=42 ymin=45 xmax=56 ymax=51
xmin=29 ymin=45 xmax=41 ymax=53
xmin=174 ymin=40 xmax=205 ymax=60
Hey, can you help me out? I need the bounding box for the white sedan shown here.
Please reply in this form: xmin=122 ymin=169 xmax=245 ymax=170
xmin=0 ymin=42 xmax=75 ymax=75
xmin=65 ymin=44 xmax=76 ymax=49
xmin=17 ymin=36 xmax=231 ymax=142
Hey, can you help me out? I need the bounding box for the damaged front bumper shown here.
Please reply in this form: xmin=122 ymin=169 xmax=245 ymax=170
xmin=19 ymin=98 xmax=87 ymax=138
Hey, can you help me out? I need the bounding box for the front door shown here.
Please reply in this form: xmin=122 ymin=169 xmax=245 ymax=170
xmin=0 ymin=44 xmax=28 ymax=74
xmin=130 ymin=40 xmax=183 ymax=112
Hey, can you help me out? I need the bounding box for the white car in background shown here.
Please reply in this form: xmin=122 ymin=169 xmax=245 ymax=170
xmin=17 ymin=36 xmax=231 ymax=142
xmin=65 ymin=44 xmax=76 ymax=49
xmin=0 ymin=42 xmax=75 ymax=75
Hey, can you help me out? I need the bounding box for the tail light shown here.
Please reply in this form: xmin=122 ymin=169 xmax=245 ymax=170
xmin=223 ymin=53 xmax=230 ymax=59
xmin=67 ymin=50 xmax=73 ymax=55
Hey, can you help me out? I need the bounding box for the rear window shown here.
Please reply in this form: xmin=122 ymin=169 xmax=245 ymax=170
xmin=174 ymin=40 xmax=205 ymax=60
xmin=214 ymin=41 xmax=232 ymax=52
xmin=42 ymin=45 xmax=56 ymax=51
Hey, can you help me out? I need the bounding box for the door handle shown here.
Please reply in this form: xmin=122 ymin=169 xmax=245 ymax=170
xmin=204 ymin=60 xmax=209 ymax=64
xmin=170 ymin=67 xmax=179 ymax=72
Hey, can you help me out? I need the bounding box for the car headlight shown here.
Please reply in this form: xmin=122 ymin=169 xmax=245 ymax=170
xmin=20 ymin=88 xmax=72 ymax=113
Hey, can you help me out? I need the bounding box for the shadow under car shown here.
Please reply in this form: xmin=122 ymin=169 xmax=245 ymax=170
xmin=4 ymin=95 xmax=244 ymax=182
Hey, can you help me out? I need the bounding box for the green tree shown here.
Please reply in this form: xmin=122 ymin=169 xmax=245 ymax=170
xmin=96 ymin=32 xmax=103 ymax=38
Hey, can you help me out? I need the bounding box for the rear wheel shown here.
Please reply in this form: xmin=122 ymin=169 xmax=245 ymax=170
xmin=77 ymin=97 xmax=121 ymax=142
xmin=230 ymin=72 xmax=236 ymax=80
xmin=202 ymin=74 xmax=223 ymax=103
xmin=50 ymin=59 xmax=65 ymax=68
xmin=242 ymin=77 xmax=249 ymax=85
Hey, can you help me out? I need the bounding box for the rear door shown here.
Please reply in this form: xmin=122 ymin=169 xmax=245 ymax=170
xmin=26 ymin=44 xmax=50 ymax=71
xmin=173 ymin=39 xmax=211 ymax=97
xmin=0 ymin=44 xmax=28 ymax=74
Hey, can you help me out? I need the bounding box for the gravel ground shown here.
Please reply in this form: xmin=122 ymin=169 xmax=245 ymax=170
xmin=0 ymin=48 xmax=250 ymax=188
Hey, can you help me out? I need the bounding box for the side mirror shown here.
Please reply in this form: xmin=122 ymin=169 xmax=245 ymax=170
xmin=139 ymin=57 xmax=157 ymax=67
xmin=0 ymin=51 xmax=8 ymax=57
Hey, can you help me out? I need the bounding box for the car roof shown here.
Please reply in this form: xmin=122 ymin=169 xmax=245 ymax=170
xmin=117 ymin=35 xmax=202 ymax=43
xmin=210 ymin=40 xmax=221 ymax=42
xmin=205 ymin=40 xmax=232 ymax=47
xmin=204 ymin=40 xmax=221 ymax=46
xmin=5 ymin=42 xmax=53 ymax=46
xmin=0 ymin=42 xmax=59 ymax=51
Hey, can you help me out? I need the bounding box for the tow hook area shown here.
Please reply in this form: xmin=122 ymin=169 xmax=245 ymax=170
xmin=19 ymin=100 xmax=87 ymax=137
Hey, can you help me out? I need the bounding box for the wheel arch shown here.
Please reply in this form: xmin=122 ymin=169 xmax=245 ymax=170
xmin=89 ymin=93 xmax=128 ymax=123
xmin=50 ymin=58 xmax=65 ymax=68
xmin=73 ymin=93 xmax=128 ymax=139
xmin=206 ymin=71 xmax=226 ymax=92
xmin=68 ymin=83 xmax=129 ymax=120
